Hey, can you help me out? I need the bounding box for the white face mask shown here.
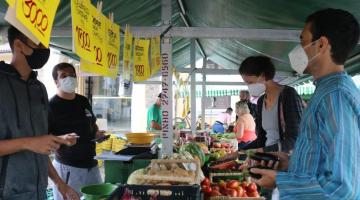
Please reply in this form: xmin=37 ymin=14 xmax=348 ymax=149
xmin=288 ymin=40 xmax=319 ymax=75
xmin=59 ymin=76 xmax=77 ymax=93
xmin=247 ymin=77 xmax=265 ymax=97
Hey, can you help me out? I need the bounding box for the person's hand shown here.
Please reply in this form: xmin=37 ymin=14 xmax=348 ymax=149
xmin=95 ymin=130 xmax=106 ymax=139
xmin=58 ymin=133 xmax=79 ymax=146
xmin=24 ymin=135 xmax=68 ymax=155
xmin=259 ymin=152 xmax=289 ymax=171
xmin=250 ymin=168 xmax=277 ymax=189
xmin=56 ymin=182 xmax=80 ymax=200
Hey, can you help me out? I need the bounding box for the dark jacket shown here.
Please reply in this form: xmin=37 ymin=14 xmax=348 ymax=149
xmin=244 ymin=86 xmax=304 ymax=153
xmin=0 ymin=61 xmax=48 ymax=200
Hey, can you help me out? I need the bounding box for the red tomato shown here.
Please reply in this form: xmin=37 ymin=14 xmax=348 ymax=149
xmin=241 ymin=181 xmax=248 ymax=188
xmin=201 ymin=177 xmax=211 ymax=187
xmin=247 ymin=191 xmax=260 ymax=197
xmin=211 ymin=185 xmax=220 ymax=192
xmin=202 ymin=186 xmax=212 ymax=194
xmin=219 ymin=180 xmax=227 ymax=190
xmin=210 ymin=190 xmax=222 ymax=197
xmin=236 ymin=186 xmax=244 ymax=197
xmin=247 ymin=182 xmax=258 ymax=192
xmin=225 ymin=188 xmax=238 ymax=197
xmin=226 ymin=180 xmax=240 ymax=189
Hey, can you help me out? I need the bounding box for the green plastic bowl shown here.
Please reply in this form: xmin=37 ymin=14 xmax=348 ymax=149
xmin=81 ymin=183 xmax=118 ymax=200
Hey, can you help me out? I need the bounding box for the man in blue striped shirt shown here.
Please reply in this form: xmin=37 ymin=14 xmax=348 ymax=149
xmin=251 ymin=9 xmax=360 ymax=199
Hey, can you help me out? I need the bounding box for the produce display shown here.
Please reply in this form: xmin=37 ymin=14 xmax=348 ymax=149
xmin=179 ymin=142 xmax=206 ymax=166
xmin=201 ymin=178 xmax=262 ymax=199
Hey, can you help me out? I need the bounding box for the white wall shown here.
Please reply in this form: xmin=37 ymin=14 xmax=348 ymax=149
xmin=131 ymin=84 xmax=147 ymax=132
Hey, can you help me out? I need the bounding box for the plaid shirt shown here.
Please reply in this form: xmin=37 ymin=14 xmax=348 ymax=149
xmin=244 ymin=85 xmax=304 ymax=153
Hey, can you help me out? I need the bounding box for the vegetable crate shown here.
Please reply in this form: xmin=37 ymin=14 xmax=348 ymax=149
xmin=106 ymin=184 xmax=201 ymax=200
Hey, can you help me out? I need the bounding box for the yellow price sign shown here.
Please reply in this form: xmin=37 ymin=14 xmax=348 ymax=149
xmin=133 ymin=38 xmax=151 ymax=82
xmin=104 ymin=19 xmax=120 ymax=78
xmin=71 ymin=0 xmax=94 ymax=62
xmin=15 ymin=0 xmax=60 ymax=47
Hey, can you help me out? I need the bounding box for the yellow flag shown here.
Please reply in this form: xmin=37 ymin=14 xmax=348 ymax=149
xmin=104 ymin=18 xmax=120 ymax=78
xmin=123 ymin=25 xmax=132 ymax=80
xmin=150 ymin=36 xmax=161 ymax=76
xmin=133 ymin=38 xmax=151 ymax=82
xmin=71 ymin=0 xmax=94 ymax=62
xmin=6 ymin=0 xmax=60 ymax=47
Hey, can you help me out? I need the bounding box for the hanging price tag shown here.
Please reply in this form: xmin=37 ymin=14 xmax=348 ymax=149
xmin=151 ymin=36 xmax=161 ymax=76
xmin=71 ymin=0 xmax=94 ymax=62
xmin=104 ymin=17 xmax=120 ymax=78
xmin=133 ymin=38 xmax=151 ymax=82
xmin=5 ymin=0 xmax=60 ymax=47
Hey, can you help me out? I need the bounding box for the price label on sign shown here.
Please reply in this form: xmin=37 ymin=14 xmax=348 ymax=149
xmin=75 ymin=26 xmax=91 ymax=52
xmin=135 ymin=65 xmax=145 ymax=76
xmin=107 ymin=52 xmax=117 ymax=69
xmin=133 ymin=38 xmax=151 ymax=81
xmin=5 ymin=0 xmax=60 ymax=47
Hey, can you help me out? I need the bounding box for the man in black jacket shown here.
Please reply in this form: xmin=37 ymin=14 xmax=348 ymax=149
xmin=0 ymin=26 xmax=79 ymax=200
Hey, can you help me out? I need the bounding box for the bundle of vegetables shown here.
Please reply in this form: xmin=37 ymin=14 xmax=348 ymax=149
xmin=179 ymin=142 xmax=206 ymax=166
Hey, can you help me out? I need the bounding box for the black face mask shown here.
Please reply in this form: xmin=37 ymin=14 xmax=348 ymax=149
xmin=21 ymin=40 xmax=50 ymax=69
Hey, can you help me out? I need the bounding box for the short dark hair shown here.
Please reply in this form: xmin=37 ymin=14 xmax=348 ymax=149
xmin=226 ymin=107 xmax=233 ymax=113
xmin=52 ymin=63 xmax=76 ymax=80
xmin=306 ymin=8 xmax=359 ymax=64
xmin=238 ymin=56 xmax=275 ymax=80
xmin=7 ymin=26 xmax=28 ymax=52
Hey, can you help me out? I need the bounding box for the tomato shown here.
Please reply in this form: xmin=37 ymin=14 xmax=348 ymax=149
xmin=218 ymin=180 xmax=227 ymax=190
xmin=241 ymin=181 xmax=248 ymax=188
xmin=202 ymin=185 xmax=212 ymax=194
xmin=225 ymin=188 xmax=238 ymax=197
xmin=247 ymin=191 xmax=260 ymax=197
xmin=247 ymin=182 xmax=258 ymax=192
xmin=236 ymin=186 xmax=244 ymax=197
xmin=211 ymin=185 xmax=220 ymax=192
xmin=210 ymin=190 xmax=222 ymax=197
xmin=201 ymin=177 xmax=211 ymax=187
xmin=226 ymin=180 xmax=240 ymax=189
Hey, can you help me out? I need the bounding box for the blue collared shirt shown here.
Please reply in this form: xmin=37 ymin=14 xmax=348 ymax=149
xmin=276 ymin=72 xmax=360 ymax=199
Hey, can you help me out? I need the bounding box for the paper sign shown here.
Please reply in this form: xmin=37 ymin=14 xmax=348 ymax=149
xmin=150 ymin=36 xmax=161 ymax=76
xmin=123 ymin=25 xmax=133 ymax=80
xmin=71 ymin=0 xmax=94 ymax=62
xmin=104 ymin=19 xmax=120 ymax=78
xmin=133 ymin=38 xmax=151 ymax=82
xmin=5 ymin=0 xmax=59 ymax=47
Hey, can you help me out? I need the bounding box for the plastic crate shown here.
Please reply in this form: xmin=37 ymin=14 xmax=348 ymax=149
xmin=107 ymin=184 xmax=201 ymax=200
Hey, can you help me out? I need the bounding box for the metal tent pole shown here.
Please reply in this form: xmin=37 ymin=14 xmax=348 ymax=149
xmin=190 ymin=39 xmax=196 ymax=134
xmin=201 ymin=57 xmax=206 ymax=130
xmin=160 ymin=0 xmax=173 ymax=157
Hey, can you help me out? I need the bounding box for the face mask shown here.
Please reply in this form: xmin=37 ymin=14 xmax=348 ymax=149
xmin=248 ymin=83 xmax=266 ymax=97
xmin=59 ymin=76 xmax=77 ymax=93
xmin=21 ymin=40 xmax=50 ymax=69
xmin=288 ymin=40 xmax=319 ymax=75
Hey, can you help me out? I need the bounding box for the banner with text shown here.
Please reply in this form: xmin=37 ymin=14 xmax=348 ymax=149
xmin=5 ymin=0 xmax=60 ymax=47
xmin=133 ymin=38 xmax=150 ymax=82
